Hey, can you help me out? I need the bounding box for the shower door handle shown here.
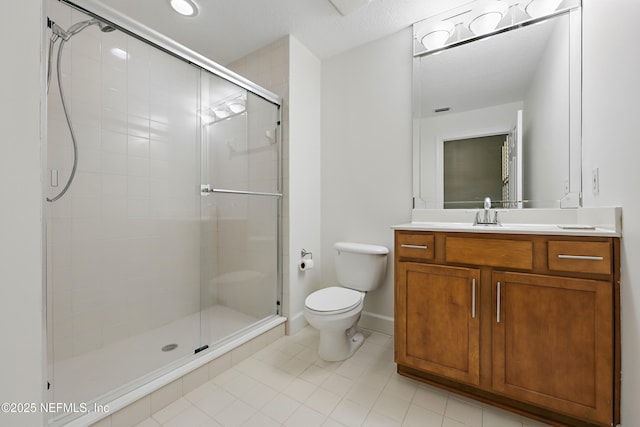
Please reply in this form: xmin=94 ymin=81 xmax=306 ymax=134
xmin=201 ymin=186 xmax=283 ymax=198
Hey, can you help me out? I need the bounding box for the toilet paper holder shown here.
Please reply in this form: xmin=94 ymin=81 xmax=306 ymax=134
xmin=301 ymin=249 xmax=313 ymax=260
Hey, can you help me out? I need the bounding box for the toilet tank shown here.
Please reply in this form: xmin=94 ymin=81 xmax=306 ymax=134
xmin=334 ymin=242 xmax=389 ymax=292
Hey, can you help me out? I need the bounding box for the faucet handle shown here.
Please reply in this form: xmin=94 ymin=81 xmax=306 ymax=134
xmin=473 ymin=210 xmax=480 ymax=226
xmin=493 ymin=210 xmax=501 ymax=226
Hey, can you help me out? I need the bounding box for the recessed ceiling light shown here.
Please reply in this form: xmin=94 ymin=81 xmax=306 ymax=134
xmin=170 ymin=0 xmax=199 ymax=17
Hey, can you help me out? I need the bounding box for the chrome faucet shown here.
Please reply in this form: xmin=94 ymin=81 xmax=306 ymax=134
xmin=484 ymin=196 xmax=491 ymax=210
xmin=474 ymin=197 xmax=501 ymax=226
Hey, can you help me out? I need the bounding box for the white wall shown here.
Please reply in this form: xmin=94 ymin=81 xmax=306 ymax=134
xmin=0 ymin=2 xmax=46 ymax=427
xmin=581 ymin=0 xmax=640 ymax=424
xmin=286 ymin=36 xmax=323 ymax=334
xmin=321 ymin=29 xmax=413 ymax=331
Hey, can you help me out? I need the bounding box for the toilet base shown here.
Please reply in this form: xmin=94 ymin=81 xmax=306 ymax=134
xmin=318 ymin=328 xmax=365 ymax=362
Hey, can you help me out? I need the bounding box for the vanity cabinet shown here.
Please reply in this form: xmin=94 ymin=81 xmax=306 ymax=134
xmin=396 ymin=262 xmax=480 ymax=385
xmin=394 ymin=230 xmax=620 ymax=427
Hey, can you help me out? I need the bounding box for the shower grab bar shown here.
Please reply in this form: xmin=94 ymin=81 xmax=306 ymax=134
xmin=201 ymin=186 xmax=282 ymax=198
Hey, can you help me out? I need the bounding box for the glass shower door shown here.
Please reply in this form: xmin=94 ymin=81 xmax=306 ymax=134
xmin=200 ymin=71 xmax=281 ymax=345
xmin=46 ymin=5 xmax=203 ymax=420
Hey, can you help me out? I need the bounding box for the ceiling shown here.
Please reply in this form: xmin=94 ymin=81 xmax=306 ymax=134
xmin=89 ymin=0 xmax=471 ymax=65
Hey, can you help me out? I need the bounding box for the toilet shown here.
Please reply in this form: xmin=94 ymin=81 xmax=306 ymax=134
xmin=304 ymin=242 xmax=388 ymax=361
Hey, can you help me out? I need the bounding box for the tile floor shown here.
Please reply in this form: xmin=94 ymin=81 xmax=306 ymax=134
xmin=133 ymin=327 xmax=552 ymax=427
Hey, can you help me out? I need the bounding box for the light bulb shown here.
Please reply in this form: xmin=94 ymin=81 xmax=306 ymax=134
xmin=170 ymin=0 xmax=198 ymax=17
xmin=525 ymin=0 xmax=562 ymax=18
xmin=468 ymin=0 xmax=508 ymax=36
xmin=419 ymin=21 xmax=455 ymax=50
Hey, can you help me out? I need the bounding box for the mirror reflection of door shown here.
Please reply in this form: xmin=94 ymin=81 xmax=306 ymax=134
xmin=443 ymin=134 xmax=508 ymax=209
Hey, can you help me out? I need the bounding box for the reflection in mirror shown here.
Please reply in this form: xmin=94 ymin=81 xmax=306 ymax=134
xmin=412 ymin=2 xmax=582 ymax=209
xmin=444 ymin=132 xmax=521 ymax=209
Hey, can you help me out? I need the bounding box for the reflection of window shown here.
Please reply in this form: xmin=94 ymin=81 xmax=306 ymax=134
xmin=502 ymin=137 xmax=510 ymax=208
xmin=444 ymin=134 xmax=508 ymax=209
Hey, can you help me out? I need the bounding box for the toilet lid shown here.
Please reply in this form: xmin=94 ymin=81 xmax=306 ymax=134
xmin=305 ymin=286 xmax=363 ymax=313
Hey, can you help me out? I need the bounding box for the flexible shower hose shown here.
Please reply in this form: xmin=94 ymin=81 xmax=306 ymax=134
xmin=47 ymin=37 xmax=79 ymax=203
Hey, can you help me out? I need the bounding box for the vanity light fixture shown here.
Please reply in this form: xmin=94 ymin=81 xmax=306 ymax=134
xmin=467 ymin=0 xmax=508 ymax=36
xmin=170 ymin=0 xmax=199 ymax=17
xmin=498 ymin=3 xmax=532 ymax=28
xmin=417 ymin=21 xmax=455 ymax=50
xmin=413 ymin=0 xmax=580 ymax=56
xmin=525 ymin=0 xmax=563 ymax=18
xmin=446 ymin=22 xmax=475 ymax=45
xmin=200 ymin=94 xmax=247 ymax=125
xmin=213 ymin=108 xmax=231 ymax=119
xmin=227 ymin=99 xmax=246 ymax=114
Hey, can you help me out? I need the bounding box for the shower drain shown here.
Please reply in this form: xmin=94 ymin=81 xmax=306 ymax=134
xmin=161 ymin=343 xmax=178 ymax=352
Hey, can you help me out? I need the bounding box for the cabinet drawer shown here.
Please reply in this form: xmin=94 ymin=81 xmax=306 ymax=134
xmin=445 ymin=237 xmax=533 ymax=270
xmin=548 ymin=241 xmax=611 ymax=275
xmin=396 ymin=232 xmax=435 ymax=260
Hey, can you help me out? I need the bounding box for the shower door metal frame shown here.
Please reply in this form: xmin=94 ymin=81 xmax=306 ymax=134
xmin=46 ymin=1 xmax=284 ymax=424
xmin=199 ymin=89 xmax=283 ymax=331
xmin=59 ymin=0 xmax=281 ymax=106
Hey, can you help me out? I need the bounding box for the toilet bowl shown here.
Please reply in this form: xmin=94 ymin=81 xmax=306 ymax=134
xmin=304 ymin=242 xmax=388 ymax=361
xmin=304 ymin=286 xmax=365 ymax=361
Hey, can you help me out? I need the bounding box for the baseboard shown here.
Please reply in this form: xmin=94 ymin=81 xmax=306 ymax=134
xmin=287 ymin=310 xmax=394 ymax=336
xmin=287 ymin=311 xmax=309 ymax=335
xmin=360 ymin=311 xmax=394 ymax=336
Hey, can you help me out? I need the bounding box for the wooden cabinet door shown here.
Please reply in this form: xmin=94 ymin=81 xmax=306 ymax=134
xmin=396 ymin=262 xmax=480 ymax=385
xmin=492 ymin=271 xmax=614 ymax=425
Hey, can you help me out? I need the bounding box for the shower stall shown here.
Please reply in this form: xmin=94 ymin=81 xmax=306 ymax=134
xmin=45 ymin=1 xmax=282 ymax=424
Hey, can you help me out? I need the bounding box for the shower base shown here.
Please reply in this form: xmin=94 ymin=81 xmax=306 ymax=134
xmin=51 ymin=305 xmax=262 ymax=408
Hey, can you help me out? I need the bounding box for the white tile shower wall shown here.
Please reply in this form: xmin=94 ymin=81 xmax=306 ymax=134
xmin=47 ymin=4 xmax=201 ymax=387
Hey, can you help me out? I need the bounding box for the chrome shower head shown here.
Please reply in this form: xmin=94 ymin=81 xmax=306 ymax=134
xmin=64 ymin=18 xmax=116 ymax=38
xmin=49 ymin=18 xmax=116 ymax=43
xmin=97 ymin=21 xmax=116 ymax=33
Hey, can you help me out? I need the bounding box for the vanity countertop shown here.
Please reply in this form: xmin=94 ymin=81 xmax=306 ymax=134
xmin=393 ymin=207 xmax=622 ymax=237
xmin=392 ymin=222 xmax=620 ymax=237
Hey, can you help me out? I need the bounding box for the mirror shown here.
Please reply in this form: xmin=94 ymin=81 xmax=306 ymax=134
xmin=413 ymin=4 xmax=582 ymax=209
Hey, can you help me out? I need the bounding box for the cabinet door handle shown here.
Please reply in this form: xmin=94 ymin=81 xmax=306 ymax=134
xmin=400 ymin=244 xmax=428 ymax=250
xmin=557 ymin=254 xmax=604 ymax=261
xmin=496 ymin=281 xmax=501 ymax=323
xmin=471 ymin=278 xmax=476 ymax=319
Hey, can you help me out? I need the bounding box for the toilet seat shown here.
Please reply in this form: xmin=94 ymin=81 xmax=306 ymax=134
xmin=305 ymin=286 xmax=363 ymax=315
